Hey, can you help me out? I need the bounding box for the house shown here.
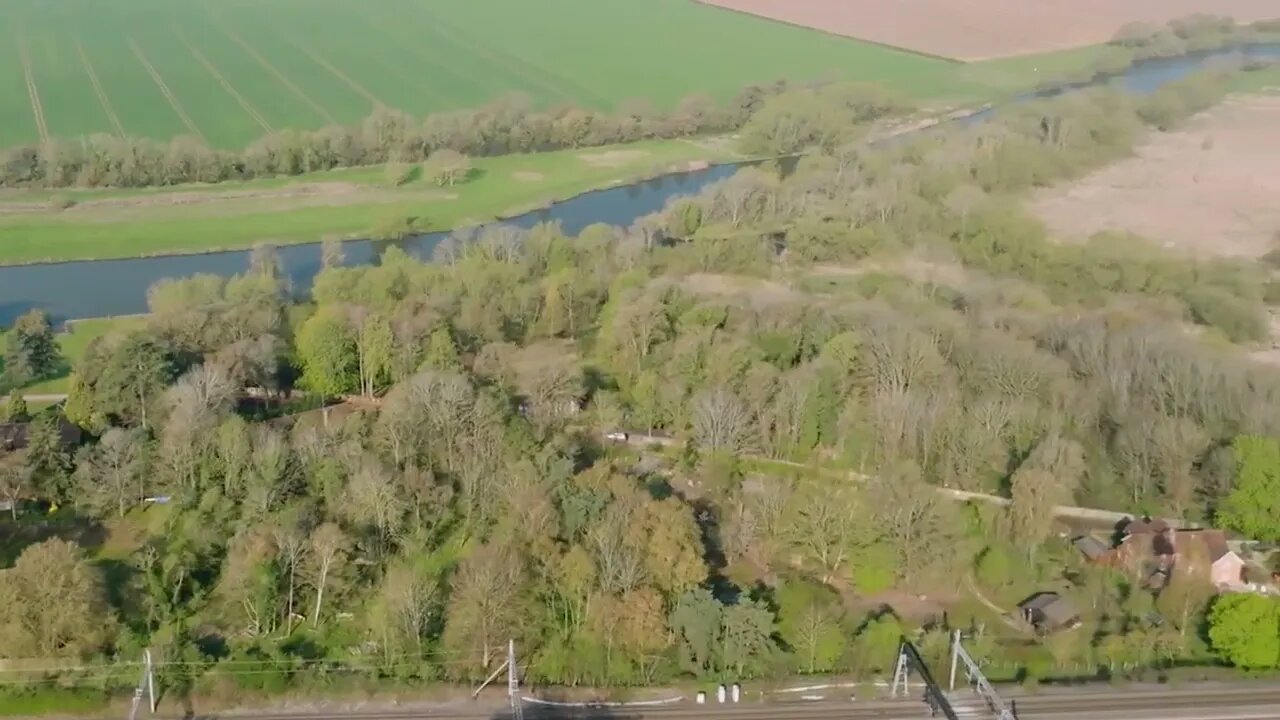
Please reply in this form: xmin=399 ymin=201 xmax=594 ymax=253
xmin=1072 ymin=535 xmax=1113 ymax=563
xmin=1172 ymin=529 xmax=1246 ymax=591
xmin=1018 ymin=592 xmax=1081 ymax=634
xmin=1110 ymin=518 xmax=1248 ymax=593
xmin=1121 ymin=518 xmax=1177 ymax=555
xmin=0 ymin=416 xmax=80 ymax=453
xmin=1111 ymin=518 xmax=1175 ymax=587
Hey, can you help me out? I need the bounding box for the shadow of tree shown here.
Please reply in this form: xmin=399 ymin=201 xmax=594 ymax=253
xmin=497 ymin=701 xmax=637 ymax=719
xmin=0 ymin=509 xmax=104 ymax=567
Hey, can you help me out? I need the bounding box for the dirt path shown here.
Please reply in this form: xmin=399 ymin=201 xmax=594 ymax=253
xmin=0 ymin=393 xmax=67 ymax=404
xmin=963 ymin=575 xmax=1031 ymax=634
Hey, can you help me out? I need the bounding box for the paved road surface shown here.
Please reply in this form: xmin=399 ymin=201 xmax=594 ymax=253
xmin=0 ymin=393 xmax=67 ymax=404
xmin=616 ymin=433 xmax=1198 ymax=533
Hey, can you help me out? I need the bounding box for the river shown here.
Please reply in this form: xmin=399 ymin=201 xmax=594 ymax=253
xmin=0 ymin=43 xmax=1276 ymax=325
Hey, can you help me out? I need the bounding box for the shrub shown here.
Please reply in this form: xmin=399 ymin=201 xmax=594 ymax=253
xmin=1183 ymin=286 xmax=1268 ymax=343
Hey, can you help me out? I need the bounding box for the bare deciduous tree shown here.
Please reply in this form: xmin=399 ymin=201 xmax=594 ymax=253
xmin=785 ymin=484 xmax=867 ymax=582
xmin=692 ymin=386 xmax=754 ymax=454
xmin=0 ymin=460 xmax=32 ymax=521
xmin=308 ymin=522 xmax=349 ymax=626
xmin=73 ymin=428 xmax=147 ymax=518
xmin=869 ymin=465 xmax=964 ymax=587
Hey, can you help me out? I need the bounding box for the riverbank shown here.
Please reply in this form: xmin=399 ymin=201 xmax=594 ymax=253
xmin=2 ymin=42 xmax=1271 ymax=269
xmin=0 ymin=138 xmax=743 ymax=266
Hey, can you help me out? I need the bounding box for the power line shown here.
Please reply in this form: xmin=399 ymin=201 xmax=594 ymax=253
xmin=0 ymin=659 xmax=491 ymax=690
xmin=0 ymin=654 xmax=505 ymax=686
xmin=0 ymin=647 xmax=498 ymax=674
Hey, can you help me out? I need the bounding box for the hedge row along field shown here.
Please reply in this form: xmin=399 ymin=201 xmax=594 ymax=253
xmin=0 ymin=0 xmax=1035 ymax=150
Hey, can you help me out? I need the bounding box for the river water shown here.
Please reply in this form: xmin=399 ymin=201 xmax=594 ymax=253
xmin=1 ymin=43 xmax=1276 ymax=325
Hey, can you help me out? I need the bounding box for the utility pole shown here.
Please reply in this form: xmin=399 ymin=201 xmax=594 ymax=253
xmin=507 ymin=639 xmax=523 ymax=720
xmin=128 ymin=649 xmax=156 ymax=720
xmin=949 ymin=629 xmax=961 ymax=691
xmin=471 ymin=639 xmax=522 ymax=720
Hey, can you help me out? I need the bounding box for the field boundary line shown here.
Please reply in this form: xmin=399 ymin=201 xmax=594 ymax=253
xmin=17 ymin=37 xmax=49 ymax=143
xmin=213 ymin=22 xmax=337 ymax=125
xmin=413 ymin=5 xmax=592 ymax=106
xmin=276 ymin=30 xmax=385 ymax=109
xmin=175 ymin=28 xmax=273 ymax=133
xmin=128 ymin=38 xmax=205 ymax=141
xmin=690 ymin=0 xmax=965 ymax=64
xmin=75 ymin=39 xmax=126 ymax=138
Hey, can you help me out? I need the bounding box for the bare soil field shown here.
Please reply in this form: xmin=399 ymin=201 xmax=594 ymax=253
xmin=1032 ymin=96 xmax=1280 ymax=258
xmin=698 ymin=0 xmax=1279 ymax=60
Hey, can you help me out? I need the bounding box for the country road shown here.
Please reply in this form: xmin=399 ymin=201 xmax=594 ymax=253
xmin=165 ymin=685 xmax=1280 ymax=720
xmin=0 ymin=392 xmax=68 ymax=405
xmin=616 ymin=433 xmax=1196 ymax=533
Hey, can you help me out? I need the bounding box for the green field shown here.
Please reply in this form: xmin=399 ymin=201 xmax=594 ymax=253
xmin=0 ymin=137 xmax=742 ymax=265
xmin=0 ymin=0 xmax=1083 ymax=150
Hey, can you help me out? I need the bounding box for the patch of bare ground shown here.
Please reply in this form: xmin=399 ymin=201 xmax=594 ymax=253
xmin=810 ymin=253 xmax=971 ymax=288
xmin=697 ymin=0 xmax=1279 ymax=60
xmin=679 ymin=135 xmax=738 ymax=154
xmin=578 ymin=149 xmax=649 ymax=167
xmin=1032 ymin=96 xmax=1280 ymax=259
xmin=0 ymin=183 xmax=457 ymax=218
xmin=0 ymin=184 xmax=458 ymax=222
xmin=512 ymin=170 xmax=545 ymax=182
xmin=680 ymin=272 xmax=797 ymax=305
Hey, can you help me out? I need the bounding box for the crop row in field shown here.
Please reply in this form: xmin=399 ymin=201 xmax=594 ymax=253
xmin=0 ymin=0 xmax=1061 ymax=150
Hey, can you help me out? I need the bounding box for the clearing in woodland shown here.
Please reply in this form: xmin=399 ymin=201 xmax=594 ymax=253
xmin=0 ymin=0 xmax=1013 ymax=149
xmin=1032 ymin=95 xmax=1280 ymax=259
xmin=698 ymin=0 xmax=1279 ymax=60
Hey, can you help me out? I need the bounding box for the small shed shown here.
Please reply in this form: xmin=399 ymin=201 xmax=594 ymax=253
xmin=1018 ymin=592 xmax=1081 ymax=634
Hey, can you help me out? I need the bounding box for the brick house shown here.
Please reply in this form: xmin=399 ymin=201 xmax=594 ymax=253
xmin=1110 ymin=518 xmax=1245 ymax=592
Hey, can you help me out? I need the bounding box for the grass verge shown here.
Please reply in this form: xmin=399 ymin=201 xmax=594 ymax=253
xmin=0 ymin=688 xmax=109 ymax=717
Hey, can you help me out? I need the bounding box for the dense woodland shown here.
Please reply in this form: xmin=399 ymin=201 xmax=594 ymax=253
xmin=4 ymin=60 xmax=1280 ymax=706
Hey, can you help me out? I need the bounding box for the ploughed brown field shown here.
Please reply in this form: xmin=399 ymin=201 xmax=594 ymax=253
xmin=697 ymin=0 xmax=1279 ymax=60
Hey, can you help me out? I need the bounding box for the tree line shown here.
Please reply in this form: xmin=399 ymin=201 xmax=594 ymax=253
xmin=0 ymin=63 xmax=1278 ymax=705
xmin=0 ymin=82 xmax=796 ymax=190
xmin=1110 ymin=15 xmax=1274 ymax=60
